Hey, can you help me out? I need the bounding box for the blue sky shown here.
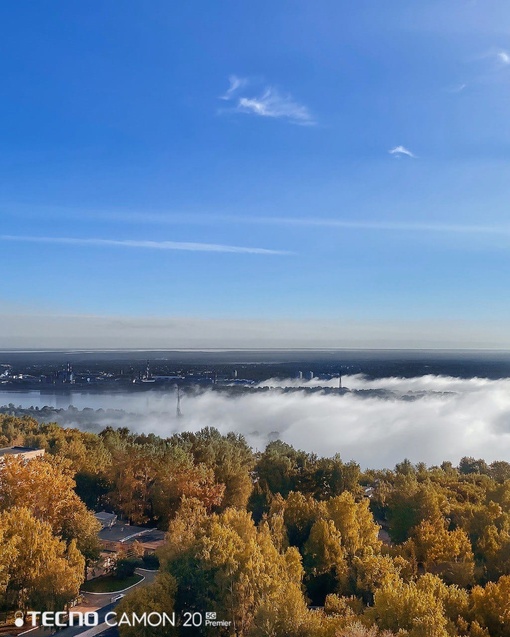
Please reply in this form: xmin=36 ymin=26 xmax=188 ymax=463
xmin=1 ymin=1 xmax=510 ymax=348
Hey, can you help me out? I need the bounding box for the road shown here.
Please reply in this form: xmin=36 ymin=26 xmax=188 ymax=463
xmin=79 ymin=568 xmax=157 ymax=608
xmin=19 ymin=568 xmax=157 ymax=637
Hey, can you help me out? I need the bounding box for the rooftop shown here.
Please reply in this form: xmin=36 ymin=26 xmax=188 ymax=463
xmin=94 ymin=511 xmax=118 ymax=529
xmin=0 ymin=445 xmax=45 ymax=458
xmin=98 ymin=522 xmax=164 ymax=544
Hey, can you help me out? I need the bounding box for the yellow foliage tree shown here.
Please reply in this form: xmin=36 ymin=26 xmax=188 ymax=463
xmin=326 ymin=492 xmax=381 ymax=560
xmin=411 ymin=519 xmax=475 ymax=586
xmin=471 ymin=575 xmax=510 ymax=637
xmin=0 ymin=507 xmax=84 ymax=611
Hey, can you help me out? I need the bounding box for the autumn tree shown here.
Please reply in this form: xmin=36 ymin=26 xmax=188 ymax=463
xmin=172 ymin=428 xmax=254 ymax=509
xmin=0 ymin=507 xmax=84 ymax=611
xmin=370 ymin=574 xmax=451 ymax=637
xmin=116 ymin=573 xmax=177 ymax=637
xmin=350 ymin=552 xmax=402 ymax=604
xmin=281 ymin=491 xmax=325 ymax=547
xmin=0 ymin=455 xmax=101 ymax=562
xmin=105 ymin=441 xmax=159 ymax=524
xmin=161 ymin=503 xmax=312 ymax=636
xmin=411 ymin=518 xmax=475 ymax=586
xmin=151 ymin=447 xmax=224 ymax=526
xmin=471 ymin=575 xmax=510 ymax=637
xmin=326 ymin=492 xmax=381 ymax=561
xmin=385 ymin=476 xmax=447 ymax=543
xmin=303 ymin=518 xmax=348 ymax=604
xmin=0 ymin=523 xmax=17 ymax=600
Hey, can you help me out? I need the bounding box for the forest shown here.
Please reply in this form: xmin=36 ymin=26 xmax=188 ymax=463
xmin=1 ymin=413 xmax=510 ymax=636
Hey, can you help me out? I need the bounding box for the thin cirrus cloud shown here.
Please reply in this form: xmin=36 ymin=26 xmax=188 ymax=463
xmin=219 ymin=74 xmax=248 ymax=101
xmin=222 ymin=216 xmax=509 ymax=236
xmin=219 ymin=75 xmax=315 ymax=125
xmin=388 ymin=145 xmax=416 ymax=158
xmin=16 ymin=208 xmax=510 ymax=241
xmin=0 ymin=235 xmax=291 ymax=255
xmin=447 ymin=82 xmax=467 ymax=94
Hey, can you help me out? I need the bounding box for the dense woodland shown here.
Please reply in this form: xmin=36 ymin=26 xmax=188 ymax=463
xmin=2 ymin=414 xmax=510 ymax=636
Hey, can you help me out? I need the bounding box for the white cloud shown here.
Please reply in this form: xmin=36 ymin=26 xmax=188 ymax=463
xmin=220 ymin=77 xmax=315 ymax=125
xmin=219 ymin=74 xmax=247 ymax=100
xmin=0 ymin=234 xmax=290 ymax=255
xmin=237 ymin=88 xmax=314 ymax=125
xmin=388 ymin=145 xmax=416 ymax=158
xmin=497 ymin=50 xmax=510 ymax=65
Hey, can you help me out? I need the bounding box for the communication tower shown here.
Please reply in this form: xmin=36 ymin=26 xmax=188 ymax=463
xmin=176 ymin=385 xmax=183 ymax=418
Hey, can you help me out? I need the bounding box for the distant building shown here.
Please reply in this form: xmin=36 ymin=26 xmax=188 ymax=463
xmin=94 ymin=511 xmax=118 ymax=529
xmin=54 ymin=362 xmax=74 ymax=384
xmin=0 ymin=446 xmax=45 ymax=463
xmin=98 ymin=522 xmax=165 ymax=556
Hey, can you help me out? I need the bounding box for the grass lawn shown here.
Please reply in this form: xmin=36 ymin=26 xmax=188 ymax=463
xmin=81 ymin=573 xmax=143 ymax=593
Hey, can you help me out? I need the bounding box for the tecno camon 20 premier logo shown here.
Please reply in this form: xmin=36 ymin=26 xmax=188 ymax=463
xmin=13 ymin=610 xmax=232 ymax=629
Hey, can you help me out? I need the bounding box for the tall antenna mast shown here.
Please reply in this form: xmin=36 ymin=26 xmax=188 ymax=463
xmin=176 ymin=385 xmax=182 ymax=418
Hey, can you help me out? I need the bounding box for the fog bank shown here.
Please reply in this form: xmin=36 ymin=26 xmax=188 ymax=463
xmin=3 ymin=374 xmax=510 ymax=469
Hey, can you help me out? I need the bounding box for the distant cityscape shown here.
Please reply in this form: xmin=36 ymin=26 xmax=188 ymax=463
xmin=0 ymin=355 xmax=347 ymax=391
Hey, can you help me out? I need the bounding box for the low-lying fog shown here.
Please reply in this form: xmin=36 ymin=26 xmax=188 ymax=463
xmin=3 ymin=374 xmax=510 ymax=469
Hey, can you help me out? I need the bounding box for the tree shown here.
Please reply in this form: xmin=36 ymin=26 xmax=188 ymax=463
xmin=105 ymin=442 xmax=159 ymax=524
xmin=162 ymin=504 xmax=311 ymax=637
xmin=0 ymin=523 xmax=17 ymax=598
xmin=116 ymin=573 xmax=177 ymax=637
xmin=370 ymin=575 xmax=450 ymax=637
xmin=411 ymin=518 xmax=474 ymax=586
xmin=303 ymin=518 xmax=348 ymax=604
xmin=1 ymin=507 xmax=84 ymax=611
xmin=326 ymin=492 xmax=381 ymax=560
xmin=151 ymin=447 xmax=224 ymax=526
xmin=282 ymin=491 xmax=324 ymax=548
xmin=173 ymin=428 xmax=254 ymax=509
xmin=351 ymin=552 xmax=401 ymax=604
xmin=255 ymin=440 xmax=299 ymax=498
xmin=0 ymin=455 xmax=100 ymax=568
xmin=385 ymin=477 xmax=446 ymax=543
xmin=336 ymin=624 xmax=399 ymax=637
xmin=471 ymin=575 xmax=510 ymax=637
xmin=489 ymin=462 xmax=510 ymax=483
xmin=477 ymin=524 xmax=510 ymax=580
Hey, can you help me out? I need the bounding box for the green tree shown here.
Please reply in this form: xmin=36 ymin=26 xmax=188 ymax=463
xmin=116 ymin=573 xmax=177 ymax=637
xmin=173 ymin=428 xmax=254 ymax=509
